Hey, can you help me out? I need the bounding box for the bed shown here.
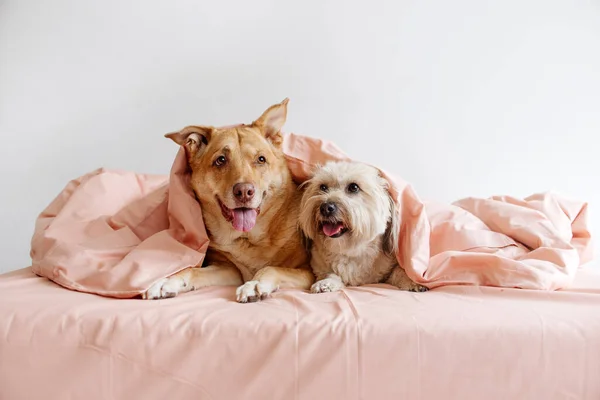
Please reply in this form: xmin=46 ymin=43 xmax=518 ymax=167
xmin=1 ymin=265 xmax=600 ymax=399
xmin=4 ymin=131 xmax=598 ymax=399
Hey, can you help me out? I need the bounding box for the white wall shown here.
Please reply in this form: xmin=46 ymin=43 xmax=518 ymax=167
xmin=1 ymin=0 xmax=599 ymax=273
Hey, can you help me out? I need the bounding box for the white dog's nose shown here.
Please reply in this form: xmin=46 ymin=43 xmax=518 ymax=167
xmin=320 ymin=202 xmax=337 ymax=217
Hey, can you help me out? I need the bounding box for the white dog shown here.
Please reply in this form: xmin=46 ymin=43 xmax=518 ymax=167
xmin=299 ymin=161 xmax=427 ymax=293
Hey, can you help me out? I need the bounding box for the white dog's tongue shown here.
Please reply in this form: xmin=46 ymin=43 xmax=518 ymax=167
xmin=232 ymin=208 xmax=257 ymax=232
xmin=322 ymin=222 xmax=344 ymax=237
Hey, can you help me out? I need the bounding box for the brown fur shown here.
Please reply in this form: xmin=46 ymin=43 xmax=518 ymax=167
xmin=143 ymin=99 xmax=313 ymax=302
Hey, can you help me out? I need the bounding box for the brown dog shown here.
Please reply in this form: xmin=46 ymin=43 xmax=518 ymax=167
xmin=143 ymin=99 xmax=314 ymax=302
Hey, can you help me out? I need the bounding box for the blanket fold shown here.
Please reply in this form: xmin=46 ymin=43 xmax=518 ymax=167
xmin=30 ymin=134 xmax=593 ymax=297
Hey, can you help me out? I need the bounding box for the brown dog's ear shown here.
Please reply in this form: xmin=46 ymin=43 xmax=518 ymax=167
xmin=165 ymin=126 xmax=213 ymax=160
xmin=382 ymin=187 xmax=400 ymax=257
xmin=252 ymin=98 xmax=289 ymax=147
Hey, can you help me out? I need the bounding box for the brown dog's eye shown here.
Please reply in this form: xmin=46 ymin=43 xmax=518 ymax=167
xmin=214 ymin=156 xmax=227 ymax=167
xmin=319 ymin=184 xmax=328 ymax=192
xmin=347 ymin=183 xmax=360 ymax=193
xmin=257 ymin=156 xmax=266 ymax=164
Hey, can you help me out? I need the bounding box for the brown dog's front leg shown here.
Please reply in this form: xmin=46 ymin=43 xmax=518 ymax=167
xmin=142 ymin=264 xmax=243 ymax=300
xmin=186 ymin=264 xmax=244 ymax=289
xmin=254 ymin=266 xmax=315 ymax=290
xmin=235 ymin=267 xmax=315 ymax=303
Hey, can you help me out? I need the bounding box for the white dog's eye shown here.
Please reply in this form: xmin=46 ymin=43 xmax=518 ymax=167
xmin=347 ymin=183 xmax=360 ymax=193
xmin=257 ymin=156 xmax=267 ymax=164
xmin=319 ymin=184 xmax=328 ymax=192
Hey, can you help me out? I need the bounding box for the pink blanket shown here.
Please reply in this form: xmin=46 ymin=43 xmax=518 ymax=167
xmin=31 ymin=134 xmax=593 ymax=297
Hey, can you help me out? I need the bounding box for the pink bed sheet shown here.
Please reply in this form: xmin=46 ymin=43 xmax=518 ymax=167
xmin=30 ymin=133 xmax=593 ymax=298
xmin=1 ymin=266 xmax=600 ymax=399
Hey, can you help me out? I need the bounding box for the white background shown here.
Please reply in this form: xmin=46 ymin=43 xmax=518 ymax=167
xmin=1 ymin=0 xmax=599 ymax=273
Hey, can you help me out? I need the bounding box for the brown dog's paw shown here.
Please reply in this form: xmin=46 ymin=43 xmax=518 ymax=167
xmin=142 ymin=276 xmax=187 ymax=300
xmin=236 ymin=280 xmax=276 ymax=303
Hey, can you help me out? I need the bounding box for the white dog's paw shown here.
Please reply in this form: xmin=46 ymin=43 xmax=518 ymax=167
xmin=311 ymin=278 xmax=344 ymax=293
xmin=409 ymin=283 xmax=429 ymax=293
xmin=236 ymin=280 xmax=277 ymax=303
xmin=142 ymin=276 xmax=188 ymax=300
xmin=400 ymin=281 xmax=429 ymax=293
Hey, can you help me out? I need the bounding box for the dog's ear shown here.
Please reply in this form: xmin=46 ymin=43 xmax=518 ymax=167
xmin=297 ymin=178 xmax=318 ymax=243
xmin=252 ymin=98 xmax=289 ymax=147
xmin=299 ymin=228 xmax=313 ymax=252
xmin=382 ymin=187 xmax=400 ymax=257
xmin=297 ymin=178 xmax=312 ymax=191
xmin=165 ymin=126 xmax=213 ymax=160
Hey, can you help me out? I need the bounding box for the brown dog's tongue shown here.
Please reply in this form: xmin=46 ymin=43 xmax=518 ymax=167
xmin=322 ymin=222 xmax=344 ymax=237
xmin=232 ymin=209 xmax=257 ymax=232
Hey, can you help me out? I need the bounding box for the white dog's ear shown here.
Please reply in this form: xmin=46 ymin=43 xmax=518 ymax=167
xmin=296 ymin=163 xmax=322 ymax=187
xmin=299 ymin=229 xmax=313 ymax=252
xmin=253 ymin=98 xmax=289 ymax=147
xmin=298 ymin=179 xmax=319 ymax=242
xmin=298 ymin=179 xmax=312 ymax=191
xmin=382 ymin=189 xmax=399 ymax=257
xmin=165 ymin=126 xmax=213 ymax=161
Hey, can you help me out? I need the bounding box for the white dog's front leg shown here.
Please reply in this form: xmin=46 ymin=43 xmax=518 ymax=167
xmin=311 ymin=274 xmax=344 ymax=293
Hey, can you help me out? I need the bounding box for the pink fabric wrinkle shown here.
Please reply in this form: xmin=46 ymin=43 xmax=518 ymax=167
xmin=339 ymin=290 xmax=363 ymax=399
xmin=351 ymin=286 xmax=391 ymax=297
xmin=83 ymin=343 xmax=214 ymax=397
xmin=288 ymin=294 xmax=301 ymax=400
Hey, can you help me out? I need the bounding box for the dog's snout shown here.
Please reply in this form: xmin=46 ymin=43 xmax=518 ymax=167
xmin=233 ymin=183 xmax=255 ymax=203
xmin=320 ymin=202 xmax=338 ymax=217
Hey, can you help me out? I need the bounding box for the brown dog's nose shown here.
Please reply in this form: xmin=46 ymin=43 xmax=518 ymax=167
xmin=233 ymin=183 xmax=255 ymax=203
